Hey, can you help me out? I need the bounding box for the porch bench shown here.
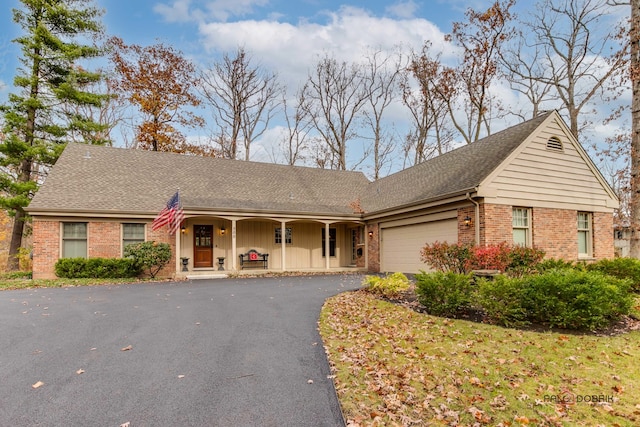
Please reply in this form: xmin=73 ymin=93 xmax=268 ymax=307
xmin=239 ymin=249 xmax=269 ymax=269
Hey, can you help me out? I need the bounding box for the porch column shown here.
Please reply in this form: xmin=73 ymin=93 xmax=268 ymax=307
xmin=325 ymin=223 xmax=330 ymax=270
xmin=175 ymin=227 xmax=181 ymax=275
xmin=281 ymin=221 xmax=287 ymax=271
xmin=364 ymin=224 xmax=369 ymax=270
xmin=231 ymin=219 xmax=237 ymax=271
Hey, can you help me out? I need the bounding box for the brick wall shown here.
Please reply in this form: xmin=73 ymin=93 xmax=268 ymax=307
xmin=593 ymin=212 xmax=614 ymax=259
xmin=480 ymin=204 xmax=614 ymax=261
xmin=32 ymin=219 xmax=60 ymax=279
xmin=32 ymin=219 xmax=178 ymax=280
xmin=366 ymin=223 xmax=380 ymax=272
xmin=458 ymin=206 xmax=476 ymax=245
xmin=481 ymin=204 xmax=513 ymax=246
xmin=530 ymin=207 xmax=576 ymax=259
xmin=88 ymin=222 xmax=121 ymax=258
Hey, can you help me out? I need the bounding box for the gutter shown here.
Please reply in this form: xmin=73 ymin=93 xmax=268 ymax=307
xmin=466 ymin=191 xmax=480 ymax=245
xmin=363 ymin=188 xmax=477 ymax=220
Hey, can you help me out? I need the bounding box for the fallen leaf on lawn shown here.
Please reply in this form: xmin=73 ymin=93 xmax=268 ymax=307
xmin=32 ymin=381 xmax=44 ymax=389
xmin=178 ymin=375 xmax=185 ymax=379
xmin=76 ymin=369 xmax=85 ymax=375
xmin=120 ymin=422 xmax=130 ymax=427
xmin=121 ymin=345 xmax=133 ymax=351
xmin=307 ymin=379 xmax=314 ymax=384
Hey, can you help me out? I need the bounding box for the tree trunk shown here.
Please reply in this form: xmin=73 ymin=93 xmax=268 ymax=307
xmin=7 ymin=209 xmax=25 ymax=271
xmin=630 ymin=0 xmax=640 ymax=258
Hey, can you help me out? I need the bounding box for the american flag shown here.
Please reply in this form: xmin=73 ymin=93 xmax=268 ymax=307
xmin=152 ymin=190 xmax=184 ymax=235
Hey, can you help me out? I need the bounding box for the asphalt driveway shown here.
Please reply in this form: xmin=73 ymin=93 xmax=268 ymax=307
xmin=0 ymin=274 xmax=363 ymax=426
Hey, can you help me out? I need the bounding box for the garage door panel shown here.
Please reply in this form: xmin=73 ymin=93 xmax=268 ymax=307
xmin=381 ymin=219 xmax=457 ymax=273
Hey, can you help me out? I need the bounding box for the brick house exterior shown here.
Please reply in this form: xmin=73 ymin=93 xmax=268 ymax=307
xmin=27 ymin=111 xmax=618 ymax=278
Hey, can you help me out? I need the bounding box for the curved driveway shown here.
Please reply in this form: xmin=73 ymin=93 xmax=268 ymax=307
xmin=0 ymin=274 xmax=363 ymax=426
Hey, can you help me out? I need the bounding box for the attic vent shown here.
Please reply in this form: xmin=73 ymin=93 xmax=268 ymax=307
xmin=546 ymin=136 xmax=563 ymax=152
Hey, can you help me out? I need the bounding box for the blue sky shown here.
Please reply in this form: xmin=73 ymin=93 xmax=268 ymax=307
xmin=0 ymin=0 xmax=484 ymax=97
xmin=0 ymin=0 xmax=630 ymax=175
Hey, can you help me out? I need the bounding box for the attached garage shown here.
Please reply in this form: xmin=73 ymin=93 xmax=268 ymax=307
xmin=380 ymin=218 xmax=458 ymax=273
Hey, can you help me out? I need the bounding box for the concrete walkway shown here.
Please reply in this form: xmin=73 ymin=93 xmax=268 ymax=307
xmin=0 ymin=274 xmax=363 ymax=426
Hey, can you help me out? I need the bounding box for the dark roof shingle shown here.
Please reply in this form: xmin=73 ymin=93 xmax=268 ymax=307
xmin=360 ymin=112 xmax=552 ymax=213
xmin=28 ymin=144 xmax=371 ymax=216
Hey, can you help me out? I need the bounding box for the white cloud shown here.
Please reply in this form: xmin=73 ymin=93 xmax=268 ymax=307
xmin=196 ymin=6 xmax=448 ymax=90
xmin=385 ymin=0 xmax=419 ymax=19
xmin=154 ymin=0 xmax=269 ymax=23
xmin=153 ymin=0 xmax=194 ymax=23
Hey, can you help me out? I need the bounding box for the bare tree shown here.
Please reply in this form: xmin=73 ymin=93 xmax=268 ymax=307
xmin=200 ymin=47 xmax=282 ymax=160
xmin=301 ymin=54 xmax=369 ymax=170
xmin=402 ymin=43 xmax=456 ymax=166
xmin=278 ymin=89 xmax=314 ymax=165
xmin=446 ymin=0 xmax=516 ymax=143
xmin=361 ymin=48 xmax=403 ymax=179
xmin=500 ymin=35 xmax=555 ymax=120
xmin=525 ymin=0 xmax=628 ymax=137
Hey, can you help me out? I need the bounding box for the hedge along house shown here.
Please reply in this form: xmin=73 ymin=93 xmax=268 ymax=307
xmin=27 ymin=110 xmax=618 ymax=279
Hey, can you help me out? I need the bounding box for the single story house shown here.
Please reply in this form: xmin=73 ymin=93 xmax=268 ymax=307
xmin=27 ymin=110 xmax=618 ymax=279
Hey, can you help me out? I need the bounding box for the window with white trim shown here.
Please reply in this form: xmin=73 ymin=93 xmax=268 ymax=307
xmin=123 ymin=223 xmax=145 ymax=253
xmin=62 ymin=222 xmax=87 ymax=258
xmin=577 ymin=212 xmax=592 ymax=257
xmin=512 ymin=208 xmax=531 ymax=247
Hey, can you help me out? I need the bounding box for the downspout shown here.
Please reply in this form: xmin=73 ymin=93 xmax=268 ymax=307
xmin=466 ymin=191 xmax=480 ymax=246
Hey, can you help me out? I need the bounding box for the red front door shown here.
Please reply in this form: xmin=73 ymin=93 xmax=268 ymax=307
xmin=194 ymin=225 xmax=213 ymax=268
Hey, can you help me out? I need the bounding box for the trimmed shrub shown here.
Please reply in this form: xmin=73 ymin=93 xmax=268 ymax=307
xmin=477 ymin=275 xmax=529 ymax=328
xmin=466 ymin=242 xmax=511 ymax=272
xmin=363 ymin=272 xmax=411 ymax=298
xmin=535 ymin=258 xmax=579 ymax=273
xmin=586 ymin=258 xmax=640 ymax=292
xmin=415 ymin=271 xmax=475 ymax=317
xmin=124 ymin=241 xmax=171 ymax=278
xmin=506 ymin=246 xmax=545 ymax=277
xmin=420 ymin=241 xmax=544 ymax=276
xmin=521 ymin=269 xmax=633 ymax=330
xmin=55 ymin=257 xmax=140 ymax=279
xmin=420 ymin=241 xmax=472 ymax=274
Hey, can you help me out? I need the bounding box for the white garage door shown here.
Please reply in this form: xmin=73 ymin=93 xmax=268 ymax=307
xmin=381 ymin=219 xmax=458 ymax=273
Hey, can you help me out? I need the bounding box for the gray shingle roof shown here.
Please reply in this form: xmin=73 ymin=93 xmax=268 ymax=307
xmin=361 ymin=112 xmax=553 ymax=213
xmin=28 ymin=112 xmax=552 ymax=217
xmin=28 ymin=144 xmax=371 ymax=216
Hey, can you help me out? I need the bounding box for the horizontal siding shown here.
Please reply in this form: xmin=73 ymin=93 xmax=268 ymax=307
xmin=179 ymin=219 xmax=352 ymax=270
xmin=486 ymin=118 xmax=613 ymax=210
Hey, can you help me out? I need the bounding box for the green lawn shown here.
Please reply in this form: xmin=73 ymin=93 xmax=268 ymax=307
xmin=319 ymin=290 xmax=640 ymax=426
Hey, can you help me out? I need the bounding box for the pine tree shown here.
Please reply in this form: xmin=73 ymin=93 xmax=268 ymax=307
xmin=0 ymin=0 xmax=108 ymax=270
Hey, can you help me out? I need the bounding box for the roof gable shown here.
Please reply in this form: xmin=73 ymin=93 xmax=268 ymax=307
xmin=478 ymin=111 xmax=618 ymax=210
xmin=360 ymin=112 xmax=554 ymax=213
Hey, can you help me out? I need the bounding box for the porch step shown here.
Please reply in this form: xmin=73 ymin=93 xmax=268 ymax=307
xmin=186 ymin=273 xmax=229 ymax=280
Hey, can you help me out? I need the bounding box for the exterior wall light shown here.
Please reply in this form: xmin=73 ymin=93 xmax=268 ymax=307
xmin=220 ymin=226 xmax=226 ymax=236
xmin=368 ymin=230 xmax=374 ymax=238
xmin=181 ymin=224 xmax=187 ymax=234
xmin=464 ymin=216 xmax=472 ymax=227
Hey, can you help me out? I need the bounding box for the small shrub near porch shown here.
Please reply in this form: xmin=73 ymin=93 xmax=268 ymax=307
xmin=362 ymin=272 xmax=410 ymax=298
xmin=124 ymin=241 xmax=171 ymax=279
xmin=55 ymin=257 xmax=140 ymax=279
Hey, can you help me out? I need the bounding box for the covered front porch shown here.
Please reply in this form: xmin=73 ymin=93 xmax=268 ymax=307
xmin=172 ymin=213 xmax=368 ymax=278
